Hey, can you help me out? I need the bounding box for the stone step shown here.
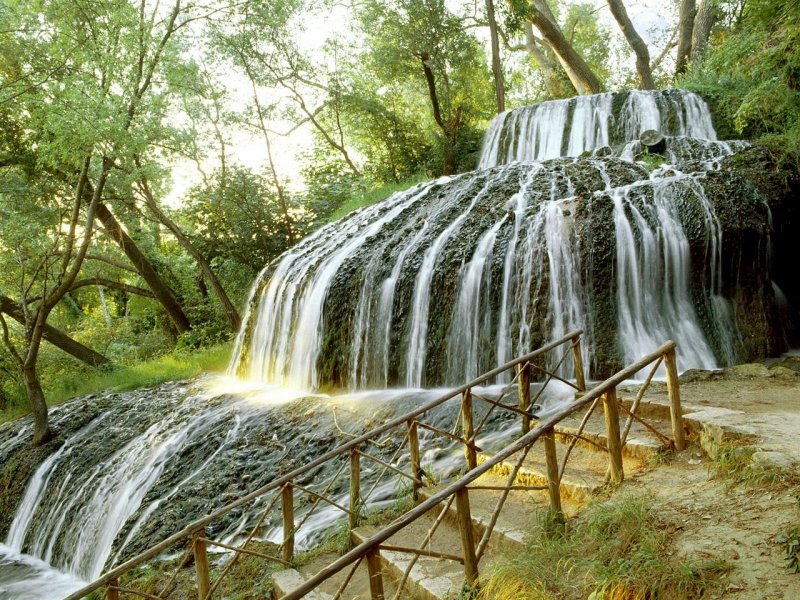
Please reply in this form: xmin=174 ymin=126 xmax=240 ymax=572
xmin=272 ymin=549 xmax=400 ymax=599
xmin=417 ymin=472 xmax=582 ymax=556
xmin=481 ymin=429 xmax=648 ymax=500
xmin=350 ymin=509 xmax=469 ymax=600
xmin=550 ymin=398 xmax=673 ymax=460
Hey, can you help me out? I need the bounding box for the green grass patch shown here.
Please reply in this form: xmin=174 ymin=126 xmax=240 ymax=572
xmin=479 ymin=493 xmax=727 ymax=600
xmin=326 ymin=176 xmax=427 ymax=223
xmin=116 ymin=539 xmax=279 ymax=600
xmin=0 ymin=343 xmax=231 ymax=426
xmin=708 ymin=439 xmax=795 ymax=488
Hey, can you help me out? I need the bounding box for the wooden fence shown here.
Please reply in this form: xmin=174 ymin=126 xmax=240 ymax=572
xmin=64 ymin=332 xmax=684 ymax=600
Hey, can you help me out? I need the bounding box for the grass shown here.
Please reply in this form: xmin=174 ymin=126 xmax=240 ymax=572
xmin=326 ymin=176 xmax=428 ymax=223
xmin=478 ymin=493 xmax=727 ymax=600
xmin=708 ymin=439 xmax=796 ymax=488
xmin=114 ymin=539 xmax=280 ymax=600
xmin=785 ymin=528 xmax=800 ymax=574
xmin=780 ymin=492 xmax=800 ymax=574
xmin=0 ymin=343 xmax=232 ymax=426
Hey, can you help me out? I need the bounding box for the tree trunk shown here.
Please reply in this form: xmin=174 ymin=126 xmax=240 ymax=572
xmin=22 ymin=361 xmax=50 ymax=446
xmin=95 ymin=202 xmax=191 ymax=334
xmin=606 ymin=0 xmax=656 ymax=89
xmin=523 ymin=23 xmax=563 ymax=97
xmin=675 ymin=0 xmax=697 ymax=75
xmin=0 ymin=295 xmax=111 ymax=368
xmin=485 ymin=0 xmax=505 ymax=112
xmin=419 ymin=54 xmax=462 ymax=175
xmin=137 ymin=176 xmax=241 ymax=331
xmin=691 ymin=0 xmax=717 ymax=64
xmin=529 ymin=5 xmax=602 ymax=94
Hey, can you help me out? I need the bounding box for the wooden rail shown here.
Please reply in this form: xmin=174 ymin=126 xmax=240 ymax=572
xmin=283 ymin=340 xmax=681 ymax=599
xmin=63 ymin=331 xmax=684 ymax=600
xmin=66 ymin=330 xmax=587 ymax=600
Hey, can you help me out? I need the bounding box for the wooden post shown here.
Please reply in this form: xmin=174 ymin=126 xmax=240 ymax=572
xmin=193 ymin=530 xmax=211 ymax=600
xmin=455 ymin=488 xmax=479 ymax=587
xmin=106 ymin=579 xmax=120 ymax=600
xmin=349 ymin=447 xmax=361 ymax=530
xmin=517 ymin=363 xmax=532 ymax=434
xmin=461 ymin=389 xmax=477 ymax=470
xmin=408 ymin=420 xmax=422 ymax=500
xmin=603 ymin=387 xmax=624 ymax=485
xmin=282 ymin=483 xmax=294 ymax=563
xmin=663 ymin=348 xmax=686 ymax=451
xmin=572 ymin=335 xmax=586 ymax=395
xmin=543 ymin=427 xmax=563 ymax=521
xmin=365 ymin=547 xmax=385 ymax=599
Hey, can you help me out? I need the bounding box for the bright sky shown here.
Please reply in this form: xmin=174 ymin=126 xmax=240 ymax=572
xmin=166 ymin=0 xmax=675 ymax=206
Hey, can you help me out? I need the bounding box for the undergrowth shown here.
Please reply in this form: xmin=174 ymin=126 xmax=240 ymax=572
xmin=708 ymin=439 xmax=795 ymax=488
xmin=325 ymin=176 xmax=427 ymax=223
xmin=478 ymin=493 xmax=727 ymax=600
xmin=0 ymin=343 xmax=231 ymax=425
xmin=784 ymin=492 xmax=800 ymax=574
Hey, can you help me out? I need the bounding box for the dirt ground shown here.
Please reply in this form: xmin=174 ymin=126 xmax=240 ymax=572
xmin=624 ymin=370 xmax=800 ymax=599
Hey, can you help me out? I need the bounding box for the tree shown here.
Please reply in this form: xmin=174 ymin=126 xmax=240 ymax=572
xmin=485 ymin=0 xmax=506 ymax=112
xmin=691 ymin=0 xmax=720 ymax=64
xmin=675 ymin=0 xmax=697 ymax=75
xmin=527 ymin=0 xmax=603 ymax=94
xmin=180 ymin=168 xmax=300 ymax=273
xmin=215 ymin=0 xmax=363 ymax=177
xmin=0 ymin=295 xmax=111 ymax=368
xmin=605 ymin=0 xmax=656 ymax=89
xmin=0 ymin=0 xmax=198 ymax=444
xmin=360 ymin=0 xmax=493 ymax=174
xmin=134 ymin=163 xmax=241 ymax=331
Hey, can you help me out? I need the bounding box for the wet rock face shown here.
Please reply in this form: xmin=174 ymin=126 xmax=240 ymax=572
xmin=232 ymin=143 xmax=798 ymax=390
xmin=0 ymin=393 xmax=115 ymax=538
xmin=229 ymin=90 xmax=799 ymax=390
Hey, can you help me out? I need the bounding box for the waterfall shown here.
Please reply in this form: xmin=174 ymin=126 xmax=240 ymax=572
xmin=2 ymin=384 xmax=260 ymax=582
xmin=524 ymin=199 xmax=590 ymax=376
xmin=611 ymin=176 xmax=727 ymax=371
xmin=2 ymin=89 xmax=788 ymax=597
xmin=404 ymin=174 xmax=488 ymax=387
xmin=479 ymin=89 xmax=717 ymax=169
xmin=447 ymin=218 xmax=506 ymax=383
xmin=231 ymin=90 xmax=767 ymax=390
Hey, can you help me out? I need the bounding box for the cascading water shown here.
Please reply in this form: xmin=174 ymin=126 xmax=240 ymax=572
xmin=2 ymin=89 xmax=790 ymax=598
xmin=231 ymin=90 xmax=768 ymax=389
xmin=478 ymin=89 xmax=717 ymax=168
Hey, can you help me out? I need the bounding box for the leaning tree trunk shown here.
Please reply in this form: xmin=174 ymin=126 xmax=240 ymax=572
xmin=523 ymin=23 xmax=563 ymax=98
xmin=675 ymin=0 xmax=697 ymax=75
xmin=138 ymin=177 xmax=241 ymax=331
xmin=96 ymin=202 xmax=191 ymax=334
xmin=529 ymin=4 xmax=602 ymax=94
xmin=20 ymin=322 xmax=52 ymax=446
xmin=485 ymin=0 xmax=505 ymax=112
xmin=606 ymin=0 xmax=656 ymax=90
xmin=691 ymin=0 xmax=717 ymax=64
xmin=0 ymin=295 xmax=111 ymax=367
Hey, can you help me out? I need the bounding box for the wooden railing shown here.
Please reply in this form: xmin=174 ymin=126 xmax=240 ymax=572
xmin=64 ymin=332 xmax=684 ymax=600
xmin=282 ymin=340 xmax=684 ymax=600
